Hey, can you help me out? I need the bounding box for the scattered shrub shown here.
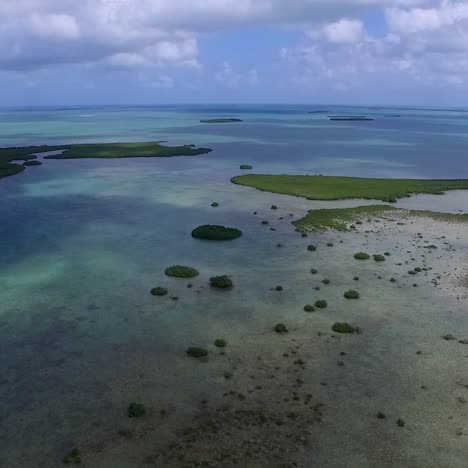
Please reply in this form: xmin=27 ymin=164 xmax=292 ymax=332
xmin=307 ymin=245 xmax=317 ymax=252
xmin=128 ymin=402 xmax=146 ymax=418
xmin=332 ymin=322 xmax=355 ymax=333
xmin=274 ymin=323 xmax=288 ymax=334
xmin=275 ymin=285 xmax=283 ymax=291
xmin=271 ymin=205 xmax=278 ymax=210
xmin=214 ymin=338 xmax=227 ymax=348
xmin=304 ymin=304 xmax=315 ymax=312
xmin=354 ymin=252 xmax=370 ymax=260
xmin=344 ymin=290 xmax=360 ymax=299
xmin=209 ymin=275 xmax=233 ymax=289
xmin=151 ymin=287 xmax=168 ymax=296
xmin=315 ymin=300 xmax=328 ymax=309
xmin=165 ymin=265 xmax=199 ymax=278
xmin=211 ymin=202 xmax=219 ymax=207
xmin=192 ymin=225 xmax=242 ymax=241
xmin=63 ymin=448 xmax=81 ymax=465
xmin=373 ymin=254 xmax=386 ymax=262
xmin=187 ymin=347 xmax=208 ymax=358
xmin=310 ymin=268 xmax=318 ymax=274
xmin=240 ymin=164 xmax=253 ymax=170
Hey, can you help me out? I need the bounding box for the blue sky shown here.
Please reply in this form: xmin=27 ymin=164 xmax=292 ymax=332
xmin=0 ymin=0 xmax=467 ymax=106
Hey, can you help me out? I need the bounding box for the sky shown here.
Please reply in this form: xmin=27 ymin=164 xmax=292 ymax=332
xmin=0 ymin=0 xmax=468 ymax=106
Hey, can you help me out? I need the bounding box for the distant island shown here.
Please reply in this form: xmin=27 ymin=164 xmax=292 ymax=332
xmin=0 ymin=141 xmax=212 ymax=180
xmin=328 ymin=116 xmax=374 ymax=121
xmin=308 ymin=110 xmax=329 ymax=114
xmin=200 ymin=118 xmax=243 ymax=123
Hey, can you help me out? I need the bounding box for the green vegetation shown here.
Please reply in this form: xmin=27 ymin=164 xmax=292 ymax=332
xmin=344 ymin=290 xmax=360 ymax=299
xmin=44 ymin=142 xmax=211 ymax=159
xmin=151 ymin=287 xmax=168 ymax=296
xmin=200 ymin=118 xmax=242 ymax=123
xmin=187 ymin=347 xmax=208 ymax=358
xmin=128 ymin=402 xmax=146 ymax=418
xmin=240 ymin=164 xmax=253 ymax=170
xmin=304 ymin=304 xmax=315 ymax=312
xmin=192 ymin=225 xmax=242 ymax=241
xmin=63 ymin=448 xmax=81 ymax=465
xmin=315 ymin=300 xmax=328 ymax=309
xmin=214 ymin=338 xmax=227 ymax=348
xmin=373 ymin=255 xmax=386 ymax=262
xmin=0 ymin=142 xmax=211 ymax=181
xmin=310 ymin=268 xmax=318 ymax=274
xmin=211 ymin=202 xmax=219 ymax=207
xmin=307 ymin=245 xmax=317 ymax=252
xmin=332 ymin=322 xmax=356 ymax=333
xmin=231 ymin=174 xmax=468 ymax=202
xmin=209 ymin=275 xmax=233 ymax=289
xmin=294 ymin=205 xmax=398 ymax=232
xmin=165 ymin=265 xmax=199 ymax=278
xmin=329 ymin=116 xmax=374 ymax=121
xmin=354 ymin=252 xmax=370 ymax=260
xmin=23 ymin=160 xmax=42 ymax=166
xmin=0 ymin=163 xmax=25 ymax=180
xmin=274 ymin=323 xmax=288 ymax=334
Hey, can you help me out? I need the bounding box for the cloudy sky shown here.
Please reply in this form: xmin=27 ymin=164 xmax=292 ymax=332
xmin=1 ymin=0 xmax=467 ymax=106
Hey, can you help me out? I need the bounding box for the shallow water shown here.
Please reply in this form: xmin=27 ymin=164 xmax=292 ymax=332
xmin=1 ymin=105 xmax=468 ymax=467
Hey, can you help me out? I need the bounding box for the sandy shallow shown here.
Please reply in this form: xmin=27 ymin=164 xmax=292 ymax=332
xmin=1 ymin=160 xmax=468 ymax=467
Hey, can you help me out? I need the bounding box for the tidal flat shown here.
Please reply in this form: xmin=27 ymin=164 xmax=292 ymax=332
xmin=1 ymin=105 xmax=468 ymax=467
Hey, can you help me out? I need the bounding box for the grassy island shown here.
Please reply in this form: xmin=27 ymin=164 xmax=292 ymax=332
xmin=294 ymin=205 xmax=468 ymax=232
xmin=231 ymin=174 xmax=468 ymax=202
xmin=329 ymin=116 xmax=374 ymax=121
xmin=0 ymin=142 xmax=212 ymax=181
xmin=200 ymin=118 xmax=243 ymax=123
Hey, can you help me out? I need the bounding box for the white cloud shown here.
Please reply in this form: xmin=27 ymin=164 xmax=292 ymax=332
xmin=314 ymin=19 xmax=366 ymax=44
xmin=281 ymin=1 xmax=468 ymax=91
xmin=0 ymin=0 xmax=436 ymax=71
xmin=215 ymin=62 xmax=260 ymax=88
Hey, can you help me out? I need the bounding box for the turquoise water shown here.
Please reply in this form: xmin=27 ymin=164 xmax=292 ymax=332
xmin=1 ymin=105 xmax=468 ymax=467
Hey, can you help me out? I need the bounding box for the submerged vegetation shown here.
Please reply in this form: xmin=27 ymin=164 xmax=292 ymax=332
xmin=231 ymin=174 xmax=468 ymax=202
xmin=192 ymin=225 xmax=243 ymax=241
xmin=240 ymin=164 xmax=253 ymax=170
xmin=165 ymin=265 xmax=200 ymax=278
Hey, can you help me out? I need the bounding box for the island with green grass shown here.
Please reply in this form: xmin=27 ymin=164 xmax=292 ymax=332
xmin=329 ymin=116 xmax=374 ymax=121
xmin=0 ymin=142 xmax=212 ymax=180
xmin=200 ymin=118 xmax=243 ymax=124
xmin=231 ymin=174 xmax=468 ymax=202
xmin=293 ymin=205 xmax=468 ymax=232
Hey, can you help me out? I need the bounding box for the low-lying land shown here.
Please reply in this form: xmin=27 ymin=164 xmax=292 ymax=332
xmin=200 ymin=118 xmax=243 ymax=123
xmin=293 ymin=205 xmax=468 ymax=232
xmin=231 ymin=174 xmax=468 ymax=202
xmin=328 ymin=116 xmax=374 ymax=121
xmin=0 ymin=142 xmax=212 ymax=180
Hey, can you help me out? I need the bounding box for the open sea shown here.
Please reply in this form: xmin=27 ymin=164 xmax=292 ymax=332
xmin=1 ymin=105 xmax=468 ymax=467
